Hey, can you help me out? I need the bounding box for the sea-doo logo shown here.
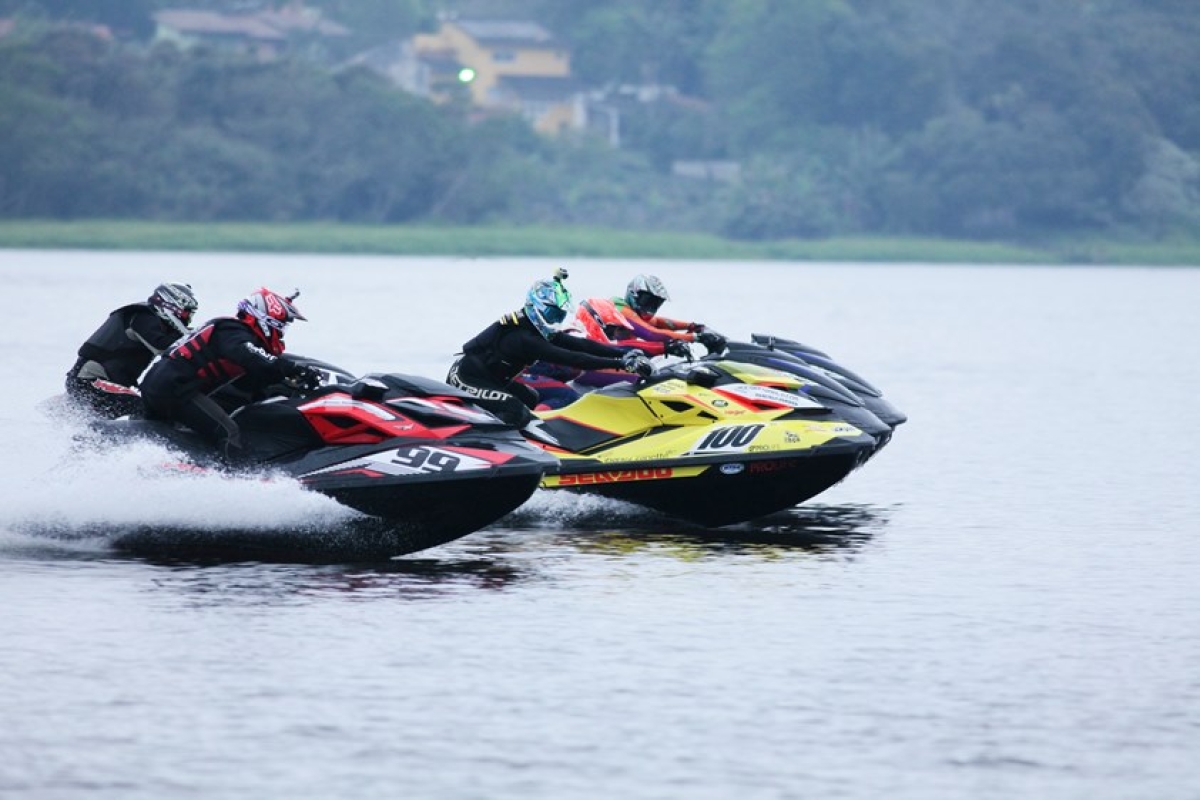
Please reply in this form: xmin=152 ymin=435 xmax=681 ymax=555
xmin=719 ymin=462 xmax=745 ymax=475
xmin=559 ymin=468 xmax=674 ymax=485
xmin=690 ymin=424 xmax=764 ymax=454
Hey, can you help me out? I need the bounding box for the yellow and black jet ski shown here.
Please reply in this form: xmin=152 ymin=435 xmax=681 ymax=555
xmin=524 ymin=360 xmax=880 ymax=526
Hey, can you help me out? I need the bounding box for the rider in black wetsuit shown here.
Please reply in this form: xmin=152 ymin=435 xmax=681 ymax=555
xmin=66 ymin=283 xmax=198 ymax=418
xmin=447 ymin=272 xmax=651 ymax=426
xmin=139 ymin=287 xmax=320 ymax=463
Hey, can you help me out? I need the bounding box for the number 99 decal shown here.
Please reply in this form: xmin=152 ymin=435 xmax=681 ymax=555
xmin=391 ymin=447 xmax=462 ymax=473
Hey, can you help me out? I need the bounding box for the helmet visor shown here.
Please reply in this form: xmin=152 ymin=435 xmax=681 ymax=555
xmin=542 ymin=304 xmax=567 ymax=325
xmin=635 ymin=291 xmax=664 ymax=314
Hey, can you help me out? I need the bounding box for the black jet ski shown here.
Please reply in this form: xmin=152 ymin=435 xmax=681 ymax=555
xmin=709 ymin=333 xmax=907 ymax=450
xmin=88 ymin=361 xmax=557 ymax=556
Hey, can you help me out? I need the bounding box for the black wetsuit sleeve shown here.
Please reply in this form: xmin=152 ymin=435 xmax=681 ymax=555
xmin=504 ymin=328 xmax=624 ymax=371
xmin=550 ymin=332 xmax=631 ymax=358
xmin=217 ymin=326 xmax=301 ymax=383
xmin=127 ymin=310 xmax=179 ymax=353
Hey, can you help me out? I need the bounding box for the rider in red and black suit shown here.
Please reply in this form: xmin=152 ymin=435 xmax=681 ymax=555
xmin=140 ymin=287 xmax=319 ymax=462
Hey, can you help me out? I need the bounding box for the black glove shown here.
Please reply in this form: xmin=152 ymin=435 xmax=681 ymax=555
xmin=696 ymin=331 xmax=727 ymax=354
xmin=620 ymin=349 xmax=653 ymax=378
xmin=289 ymin=365 xmax=322 ymax=392
xmin=664 ymin=339 xmax=692 ymax=359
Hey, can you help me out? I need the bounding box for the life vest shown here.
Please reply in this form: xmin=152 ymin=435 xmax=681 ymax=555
xmin=460 ymin=311 xmax=528 ymax=382
xmin=77 ymin=303 xmax=153 ymax=361
xmin=164 ymin=318 xmax=250 ymax=389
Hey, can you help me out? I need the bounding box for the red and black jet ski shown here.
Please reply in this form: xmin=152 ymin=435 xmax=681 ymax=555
xmin=88 ymin=359 xmax=557 ymax=556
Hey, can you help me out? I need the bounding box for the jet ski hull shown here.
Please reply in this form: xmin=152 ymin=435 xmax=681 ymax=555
xmin=543 ymin=445 xmax=870 ymax=527
xmin=83 ymin=371 xmax=557 ymax=559
xmin=530 ymin=364 xmax=881 ymax=527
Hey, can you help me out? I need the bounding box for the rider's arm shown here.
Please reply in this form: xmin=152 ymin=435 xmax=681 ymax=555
xmin=518 ymin=330 xmax=624 ymax=372
xmin=219 ymin=327 xmax=302 ymax=383
xmin=600 ymin=335 xmax=667 ymax=357
xmin=127 ymin=309 xmax=180 ymax=354
xmin=647 ymin=314 xmax=699 ymax=333
xmin=618 ymin=307 xmax=695 ymax=342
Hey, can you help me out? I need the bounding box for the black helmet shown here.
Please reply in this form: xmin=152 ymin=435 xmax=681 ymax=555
xmin=148 ymin=283 xmax=198 ymax=336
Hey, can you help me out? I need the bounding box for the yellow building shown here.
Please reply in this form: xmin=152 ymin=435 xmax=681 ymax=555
xmin=414 ymin=19 xmax=582 ymax=135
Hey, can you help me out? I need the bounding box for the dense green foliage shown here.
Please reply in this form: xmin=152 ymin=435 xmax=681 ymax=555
xmin=2 ymin=0 xmax=1199 ymax=243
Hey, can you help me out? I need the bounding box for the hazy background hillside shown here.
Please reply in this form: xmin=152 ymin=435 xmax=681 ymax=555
xmin=2 ymin=0 xmax=1198 ymax=245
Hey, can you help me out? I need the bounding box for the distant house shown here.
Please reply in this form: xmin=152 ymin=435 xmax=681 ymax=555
xmin=342 ymin=41 xmax=463 ymax=99
xmin=410 ymin=18 xmax=583 ymax=135
xmin=255 ymin=4 xmax=349 ymax=39
xmin=0 ymin=16 xmax=113 ymax=42
xmin=153 ymin=5 xmax=347 ymax=60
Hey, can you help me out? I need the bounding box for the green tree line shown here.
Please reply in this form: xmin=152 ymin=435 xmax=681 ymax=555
xmin=1 ymin=0 xmax=1199 ymax=242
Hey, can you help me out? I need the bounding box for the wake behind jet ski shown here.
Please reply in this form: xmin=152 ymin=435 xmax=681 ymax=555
xmin=88 ymin=361 xmax=557 ymax=558
xmin=525 ymin=359 xmax=879 ymax=526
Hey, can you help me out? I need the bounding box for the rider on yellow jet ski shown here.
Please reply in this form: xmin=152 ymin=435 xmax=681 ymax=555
xmin=447 ymin=271 xmax=651 ymax=426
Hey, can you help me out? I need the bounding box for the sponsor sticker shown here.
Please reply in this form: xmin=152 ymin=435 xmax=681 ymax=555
xmin=719 ymin=462 xmax=745 ymax=475
xmin=715 ymin=383 xmax=824 ymax=409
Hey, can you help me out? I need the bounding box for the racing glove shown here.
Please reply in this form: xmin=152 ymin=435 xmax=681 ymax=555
xmin=696 ymin=331 xmax=727 ymax=354
xmin=620 ymin=349 xmax=653 ymax=378
xmin=288 ymin=365 xmax=323 ymax=392
xmin=686 ymin=322 xmax=706 ymax=333
xmin=663 ymin=338 xmax=693 ymax=359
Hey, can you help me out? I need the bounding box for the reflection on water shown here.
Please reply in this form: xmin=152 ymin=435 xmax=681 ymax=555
xmin=137 ymin=556 xmax=532 ymax=603
xmin=2 ymin=501 xmax=891 ymax=600
xmin=8 ymin=517 xmax=448 ymax=564
xmin=497 ymin=501 xmax=892 ymax=557
xmin=5 ymin=496 xmax=891 ymax=566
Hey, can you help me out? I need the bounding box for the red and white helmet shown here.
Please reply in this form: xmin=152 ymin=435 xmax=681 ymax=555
xmin=237 ymin=287 xmax=305 ymax=355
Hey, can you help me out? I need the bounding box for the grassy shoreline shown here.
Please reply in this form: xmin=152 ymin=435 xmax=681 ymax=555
xmin=1 ymin=220 xmax=1197 ymax=265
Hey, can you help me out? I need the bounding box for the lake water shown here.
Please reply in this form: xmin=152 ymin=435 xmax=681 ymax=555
xmin=1 ymin=250 xmax=1198 ymax=800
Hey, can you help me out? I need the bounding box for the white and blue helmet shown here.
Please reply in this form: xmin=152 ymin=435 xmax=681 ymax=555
xmin=524 ymin=276 xmax=572 ymax=339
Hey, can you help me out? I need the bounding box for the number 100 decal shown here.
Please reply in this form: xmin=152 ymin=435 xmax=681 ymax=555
xmin=693 ymin=424 xmax=764 ymax=452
